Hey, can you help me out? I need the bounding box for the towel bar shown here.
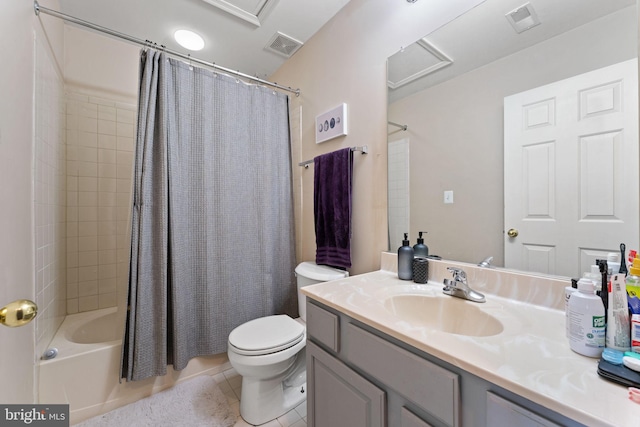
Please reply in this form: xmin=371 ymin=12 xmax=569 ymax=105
xmin=299 ymin=146 xmax=368 ymax=168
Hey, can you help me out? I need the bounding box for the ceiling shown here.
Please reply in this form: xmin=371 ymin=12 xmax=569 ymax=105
xmin=388 ymin=0 xmax=636 ymax=103
xmin=57 ymin=0 xmax=351 ymax=80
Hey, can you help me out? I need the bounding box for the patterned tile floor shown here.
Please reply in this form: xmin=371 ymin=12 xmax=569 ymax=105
xmin=212 ymin=368 xmax=307 ymax=427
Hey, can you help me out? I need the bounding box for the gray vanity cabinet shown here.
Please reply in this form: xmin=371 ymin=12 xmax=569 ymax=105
xmin=306 ymin=299 xmax=587 ymax=427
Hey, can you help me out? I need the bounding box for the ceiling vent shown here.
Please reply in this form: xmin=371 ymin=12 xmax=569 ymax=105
xmin=505 ymin=2 xmax=541 ymax=34
xmin=265 ymin=32 xmax=303 ymax=57
xmin=202 ymin=0 xmax=279 ymax=27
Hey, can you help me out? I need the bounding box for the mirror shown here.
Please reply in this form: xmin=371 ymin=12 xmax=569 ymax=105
xmin=387 ymin=0 xmax=639 ymax=278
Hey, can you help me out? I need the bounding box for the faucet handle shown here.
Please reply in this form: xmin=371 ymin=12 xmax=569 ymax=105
xmin=446 ymin=267 xmax=467 ymax=282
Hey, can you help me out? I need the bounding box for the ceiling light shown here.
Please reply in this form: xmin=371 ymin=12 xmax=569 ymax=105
xmin=174 ymin=30 xmax=205 ymax=51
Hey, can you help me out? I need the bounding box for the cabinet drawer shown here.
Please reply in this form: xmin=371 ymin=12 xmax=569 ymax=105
xmin=486 ymin=392 xmax=561 ymax=427
xmin=345 ymin=323 xmax=460 ymax=427
xmin=306 ymin=301 xmax=340 ymax=352
xmin=402 ymin=407 xmax=434 ymax=427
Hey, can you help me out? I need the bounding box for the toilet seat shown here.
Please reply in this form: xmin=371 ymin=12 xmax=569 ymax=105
xmin=228 ymin=315 xmax=305 ymax=356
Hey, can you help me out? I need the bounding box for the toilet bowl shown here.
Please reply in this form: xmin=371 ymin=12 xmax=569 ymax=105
xmin=227 ymin=261 xmax=348 ymax=425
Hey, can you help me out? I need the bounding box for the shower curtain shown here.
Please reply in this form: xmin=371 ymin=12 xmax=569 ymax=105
xmin=121 ymin=49 xmax=297 ymax=382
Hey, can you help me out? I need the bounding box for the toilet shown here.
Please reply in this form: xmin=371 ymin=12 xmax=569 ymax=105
xmin=227 ymin=261 xmax=348 ymax=425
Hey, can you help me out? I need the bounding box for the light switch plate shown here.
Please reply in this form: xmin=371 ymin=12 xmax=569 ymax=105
xmin=444 ymin=190 xmax=454 ymax=204
xmin=316 ymin=103 xmax=348 ymax=144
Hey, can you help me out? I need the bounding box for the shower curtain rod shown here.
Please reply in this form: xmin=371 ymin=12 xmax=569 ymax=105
xmin=298 ymin=145 xmax=368 ymax=168
xmin=33 ymin=1 xmax=301 ymax=97
xmin=388 ymin=121 xmax=408 ymax=131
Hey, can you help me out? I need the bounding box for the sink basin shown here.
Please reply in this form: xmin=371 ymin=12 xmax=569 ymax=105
xmin=383 ymin=294 xmax=503 ymax=337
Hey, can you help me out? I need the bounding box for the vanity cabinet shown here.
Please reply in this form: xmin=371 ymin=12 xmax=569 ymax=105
xmin=306 ymin=299 xmax=586 ymax=427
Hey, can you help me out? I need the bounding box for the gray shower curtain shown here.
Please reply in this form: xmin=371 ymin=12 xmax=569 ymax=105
xmin=121 ymin=49 xmax=297 ymax=382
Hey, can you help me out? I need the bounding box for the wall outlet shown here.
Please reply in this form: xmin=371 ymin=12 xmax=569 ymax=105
xmin=316 ymin=103 xmax=348 ymax=144
xmin=444 ymin=190 xmax=454 ymax=204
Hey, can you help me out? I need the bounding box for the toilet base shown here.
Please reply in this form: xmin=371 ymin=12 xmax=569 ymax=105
xmin=239 ymin=376 xmax=307 ymax=425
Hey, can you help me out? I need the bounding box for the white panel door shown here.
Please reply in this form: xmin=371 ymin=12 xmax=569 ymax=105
xmin=504 ymin=59 xmax=638 ymax=278
xmin=0 ymin=1 xmax=36 ymax=404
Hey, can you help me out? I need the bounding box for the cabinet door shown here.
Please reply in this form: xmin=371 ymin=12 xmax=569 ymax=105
xmin=307 ymin=340 xmax=386 ymax=427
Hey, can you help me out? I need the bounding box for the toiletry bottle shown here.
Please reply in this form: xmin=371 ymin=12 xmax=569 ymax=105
xmin=584 ymin=264 xmax=601 ymax=293
xmin=398 ymin=233 xmax=414 ymax=280
xmin=607 ymin=253 xmax=621 ymax=277
xmin=565 ymin=279 xmax=578 ymax=338
xmin=413 ymin=231 xmax=429 ymax=257
xmin=626 ymin=260 xmax=640 ymax=318
xmin=568 ymin=278 xmax=605 ymax=358
xmin=598 ymin=260 xmax=609 ymax=320
xmin=631 ymin=315 xmax=640 ymax=353
xmin=605 ymin=274 xmax=630 ymax=352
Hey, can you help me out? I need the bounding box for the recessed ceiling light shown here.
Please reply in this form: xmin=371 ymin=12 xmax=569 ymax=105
xmin=174 ymin=29 xmax=205 ymax=51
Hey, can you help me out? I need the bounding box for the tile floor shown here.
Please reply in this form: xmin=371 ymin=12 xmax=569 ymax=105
xmin=212 ymin=368 xmax=307 ymax=427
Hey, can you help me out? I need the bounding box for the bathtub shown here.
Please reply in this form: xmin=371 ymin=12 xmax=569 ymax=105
xmin=39 ymin=307 xmax=231 ymax=425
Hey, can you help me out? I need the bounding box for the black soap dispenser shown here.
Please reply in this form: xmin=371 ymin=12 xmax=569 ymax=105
xmin=413 ymin=231 xmax=429 ymax=257
xmin=398 ymin=233 xmax=414 ymax=280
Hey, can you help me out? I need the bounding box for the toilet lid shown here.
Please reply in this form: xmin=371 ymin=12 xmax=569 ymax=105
xmin=228 ymin=315 xmax=304 ymax=356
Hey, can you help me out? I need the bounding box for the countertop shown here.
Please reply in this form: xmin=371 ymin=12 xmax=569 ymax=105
xmin=301 ymin=259 xmax=639 ymax=427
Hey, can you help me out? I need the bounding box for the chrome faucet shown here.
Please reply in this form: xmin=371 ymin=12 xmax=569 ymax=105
xmin=477 ymin=256 xmax=493 ymax=268
xmin=442 ymin=267 xmax=486 ymax=303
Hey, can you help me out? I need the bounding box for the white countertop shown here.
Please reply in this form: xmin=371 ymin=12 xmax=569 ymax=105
xmin=301 ymin=259 xmax=639 ymax=427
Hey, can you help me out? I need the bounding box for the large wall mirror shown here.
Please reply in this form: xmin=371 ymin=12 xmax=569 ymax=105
xmin=387 ymin=0 xmax=639 ymax=279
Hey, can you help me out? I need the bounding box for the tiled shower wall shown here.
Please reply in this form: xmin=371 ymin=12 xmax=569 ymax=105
xmin=387 ymin=138 xmax=410 ymax=251
xmin=65 ymin=92 xmax=135 ymax=314
xmin=34 ymin=28 xmax=67 ymax=357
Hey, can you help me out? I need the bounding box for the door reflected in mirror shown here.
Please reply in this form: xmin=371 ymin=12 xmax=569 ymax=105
xmin=387 ymin=0 xmax=639 ymax=279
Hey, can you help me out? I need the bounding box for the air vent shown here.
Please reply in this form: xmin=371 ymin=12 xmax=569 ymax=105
xmin=505 ymin=2 xmax=541 ymax=34
xmin=265 ymin=32 xmax=303 ymax=58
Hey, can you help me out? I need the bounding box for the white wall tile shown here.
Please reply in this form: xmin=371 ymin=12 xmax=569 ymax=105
xmin=98 ymin=105 xmax=117 ymax=121
xmin=65 ymin=91 xmax=135 ymax=314
xmin=98 ymin=292 xmax=117 ymax=309
xmin=99 ymin=134 xmax=117 ymax=149
xmin=34 ymin=35 xmax=66 ymax=356
xmin=99 ymin=177 xmax=118 ymax=193
xmin=78 ymin=116 xmax=97 ymax=133
xmin=98 ymin=119 xmax=117 ymax=136
xmin=78 ymin=177 xmax=98 ymax=192
xmin=98 ymin=149 xmax=117 ymax=164
xmin=78 ymin=130 xmax=98 ymax=148
xmin=78 ymin=295 xmax=98 ymax=312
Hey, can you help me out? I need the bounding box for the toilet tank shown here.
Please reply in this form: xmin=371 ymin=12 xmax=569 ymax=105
xmin=295 ymin=262 xmax=348 ymax=321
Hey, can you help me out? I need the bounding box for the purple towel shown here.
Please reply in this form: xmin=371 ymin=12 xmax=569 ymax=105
xmin=314 ymin=148 xmax=353 ymax=269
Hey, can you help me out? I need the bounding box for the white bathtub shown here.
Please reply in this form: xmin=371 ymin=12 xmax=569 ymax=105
xmin=39 ymin=307 xmax=231 ymax=425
